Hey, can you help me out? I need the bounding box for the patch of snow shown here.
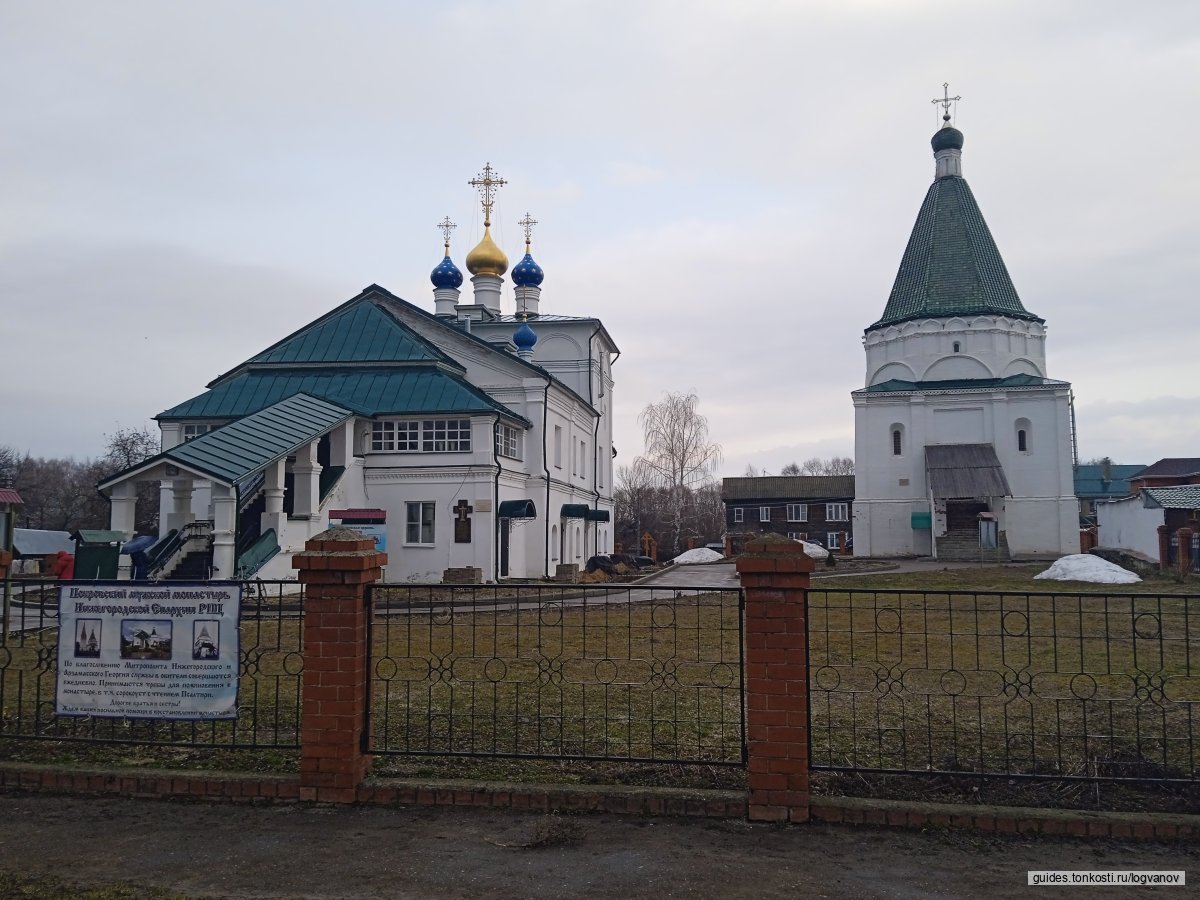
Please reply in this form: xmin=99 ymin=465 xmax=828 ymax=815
xmin=672 ymin=547 xmax=725 ymax=565
xmin=796 ymin=539 xmax=829 ymax=560
xmin=1034 ymin=554 xmax=1141 ymax=584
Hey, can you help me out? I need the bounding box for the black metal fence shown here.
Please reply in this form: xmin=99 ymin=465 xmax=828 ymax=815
xmin=0 ymin=578 xmax=303 ymax=749
xmin=1167 ymin=533 xmax=1200 ymax=572
xmin=367 ymin=583 xmax=745 ymax=765
xmin=808 ymin=589 xmax=1200 ymax=783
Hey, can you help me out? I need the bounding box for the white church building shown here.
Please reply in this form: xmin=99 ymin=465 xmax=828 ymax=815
xmin=99 ymin=165 xmax=618 ymax=582
xmin=851 ymin=104 xmax=1078 ymax=560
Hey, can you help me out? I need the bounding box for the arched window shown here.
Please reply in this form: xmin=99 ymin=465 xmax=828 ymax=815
xmin=1015 ymin=418 xmax=1032 ymax=454
xmin=952 ymin=341 xmax=961 ymax=353
xmin=891 ymin=425 xmax=903 ymax=456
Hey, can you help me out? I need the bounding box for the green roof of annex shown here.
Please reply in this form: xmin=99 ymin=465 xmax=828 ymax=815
xmin=869 ymin=122 xmax=1043 ymax=331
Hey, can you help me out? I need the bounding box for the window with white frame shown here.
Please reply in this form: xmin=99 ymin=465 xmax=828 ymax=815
xmin=579 ymin=440 xmax=587 ymax=479
xmin=182 ymin=423 xmax=216 ymax=442
xmin=423 ymin=419 xmax=471 ymax=452
xmin=371 ymin=420 xmax=420 ymax=452
xmin=496 ymin=424 xmax=522 ymax=460
xmin=759 ymin=506 xmax=771 ymax=522
xmin=733 ymin=507 xmax=744 ymax=523
xmin=826 ymin=502 xmax=849 ymax=522
xmin=405 ymin=501 xmax=435 ymax=544
xmin=788 ymin=532 xmax=808 ymax=542
xmin=826 ymin=532 xmax=841 ymax=550
xmin=787 ymin=503 xmax=808 ymax=522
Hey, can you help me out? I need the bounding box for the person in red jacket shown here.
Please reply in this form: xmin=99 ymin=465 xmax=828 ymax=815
xmin=51 ymin=550 xmax=75 ymax=580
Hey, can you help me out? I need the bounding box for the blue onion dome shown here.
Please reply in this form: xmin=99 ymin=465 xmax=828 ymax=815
xmin=931 ymin=122 xmax=964 ymax=153
xmin=511 ymin=252 xmax=544 ymax=287
xmin=430 ymin=253 xmax=463 ymax=289
xmin=513 ymin=321 xmax=538 ymax=352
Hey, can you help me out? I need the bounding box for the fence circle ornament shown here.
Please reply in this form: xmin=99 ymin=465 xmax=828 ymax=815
xmin=375 ymin=656 xmax=399 ymax=680
xmin=1001 ymin=610 xmax=1029 ymax=637
xmin=710 ymin=662 xmax=736 ymax=688
xmin=815 ymin=665 xmax=841 ymax=691
xmin=652 ymin=603 xmax=675 ymax=628
xmin=484 ymin=657 xmax=507 ymax=683
xmin=875 ymin=607 xmax=901 ymax=634
xmin=1134 ymin=613 xmax=1161 ymax=640
xmin=431 ymin=656 xmax=454 ymax=683
xmin=241 ymin=647 xmax=264 ymax=676
xmin=1001 ymin=668 xmax=1035 ymax=699
xmin=594 ymin=659 xmax=619 ymax=685
xmin=940 ymin=668 xmax=967 ymax=696
xmin=1069 ymin=673 xmax=1098 ymax=700
xmin=431 ymin=606 xmax=453 ymax=626
xmin=1133 ymin=672 xmax=1167 ymax=705
xmin=536 ymin=655 xmax=564 ymax=684
xmin=282 ymin=651 xmax=304 ymax=676
xmin=0 ymin=647 xmax=10 ymax=669
xmin=539 ymin=603 xmax=563 ymax=627
xmin=650 ymin=658 xmax=678 ymax=688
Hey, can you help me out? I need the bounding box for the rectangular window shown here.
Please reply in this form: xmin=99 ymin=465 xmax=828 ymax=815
xmin=579 ymin=441 xmax=586 ymax=479
xmin=786 ymin=503 xmax=808 ymax=522
xmin=405 ymin=502 xmax=435 ymax=544
xmin=733 ymin=508 xmax=744 ymax=523
xmin=371 ymin=420 xmax=420 ymax=452
xmin=422 ymin=419 xmax=471 ymax=452
xmin=183 ymin=423 xmax=214 ymax=442
xmin=554 ymin=425 xmax=563 ymax=468
xmin=826 ymin=502 xmax=849 ymax=522
xmin=788 ymin=532 xmax=808 ymax=542
xmin=759 ymin=506 xmax=770 ymax=522
xmin=496 ymin=424 xmax=522 ymax=460
xmin=826 ymin=532 xmax=841 ymax=550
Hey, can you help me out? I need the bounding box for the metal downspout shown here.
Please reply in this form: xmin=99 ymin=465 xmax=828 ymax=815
xmin=492 ymin=414 xmax=502 ymax=582
xmin=542 ymin=375 xmax=553 ymax=577
xmin=587 ymin=323 xmax=602 ymax=557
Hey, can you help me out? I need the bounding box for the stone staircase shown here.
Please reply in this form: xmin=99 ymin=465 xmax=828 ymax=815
xmin=935 ymin=527 xmax=1010 ymax=562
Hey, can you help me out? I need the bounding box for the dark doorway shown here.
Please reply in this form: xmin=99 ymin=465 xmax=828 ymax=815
xmin=946 ymin=501 xmax=989 ymax=530
xmin=499 ymin=519 xmax=510 ymax=578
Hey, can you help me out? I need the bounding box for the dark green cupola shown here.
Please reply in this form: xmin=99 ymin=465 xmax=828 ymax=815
xmin=868 ymin=120 xmax=1043 ymax=330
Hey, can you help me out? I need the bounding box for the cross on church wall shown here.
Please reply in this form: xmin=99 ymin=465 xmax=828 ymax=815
xmin=453 ymin=499 xmax=473 ymax=543
xmin=455 ymin=499 xmax=474 ymax=522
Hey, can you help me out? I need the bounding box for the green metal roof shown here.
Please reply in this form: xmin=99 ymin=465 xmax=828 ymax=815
xmin=243 ymin=300 xmax=450 ymax=368
xmin=497 ymin=499 xmax=537 ymax=519
xmin=166 ymin=393 xmax=353 ymax=485
xmin=1073 ymin=464 xmax=1145 ymax=500
xmin=159 ymin=367 xmax=528 ymax=425
xmin=871 ymin=176 xmax=1042 ymax=330
xmin=862 ymin=374 xmax=1058 ymax=394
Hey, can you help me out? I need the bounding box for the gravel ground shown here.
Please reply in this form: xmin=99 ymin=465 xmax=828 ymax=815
xmin=0 ymin=793 xmax=1195 ymax=898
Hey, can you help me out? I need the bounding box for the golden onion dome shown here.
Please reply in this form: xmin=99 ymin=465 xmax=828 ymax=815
xmin=465 ymin=226 xmax=509 ymax=277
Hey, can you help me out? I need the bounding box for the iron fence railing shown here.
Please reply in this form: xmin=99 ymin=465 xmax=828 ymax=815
xmin=1167 ymin=533 xmax=1200 ymax=572
xmin=367 ymin=582 xmax=745 ymax=765
xmin=0 ymin=578 xmax=303 ymax=749
xmin=807 ymin=588 xmax=1200 ymax=783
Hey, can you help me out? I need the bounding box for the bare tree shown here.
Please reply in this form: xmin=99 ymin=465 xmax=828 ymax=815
xmin=101 ymin=425 xmax=161 ymax=534
xmin=635 ymin=392 xmax=722 ymax=555
xmin=798 ymin=456 xmax=854 ymax=476
xmin=743 ymin=464 xmax=770 ymax=477
xmin=779 ymin=461 xmax=801 ymax=476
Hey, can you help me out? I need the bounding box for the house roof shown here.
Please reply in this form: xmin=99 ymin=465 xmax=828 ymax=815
xmin=861 ymin=374 xmax=1060 ymax=394
xmin=13 ymin=528 xmax=73 ymax=556
xmin=1142 ymin=486 xmax=1200 ymax=510
xmin=721 ymin=476 xmax=855 ymax=501
xmin=1073 ymin=463 xmax=1145 ymax=500
xmin=925 ymin=444 xmax=1012 ymax=499
xmin=159 ymin=367 xmax=529 ymax=426
xmin=1130 ymin=458 xmax=1200 ymax=480
xmin=870 ymin=175 xmax=1042 ymax=330
xmin=0 ymin=488 xmax=23 ymax=505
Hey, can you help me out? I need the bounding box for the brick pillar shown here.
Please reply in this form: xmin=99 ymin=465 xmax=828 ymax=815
xmin=292 ymin=527 xmax=386 ymax=803
xmin=1177 ymin=527 xmax=1194 ymax=576
xmin=736 ymin=533 xmax=815 ymax=823
xmin=1158 ymin=525 xmax=1171 ymax=571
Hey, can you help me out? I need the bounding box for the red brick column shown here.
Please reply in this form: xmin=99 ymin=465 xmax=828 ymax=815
xmin=0 ymin=549 xmax=11 ymax=580
xmin=1177 ymin=527 xmax=1194 ymax=576
xmin=292 ymin=527 xmax=386 ymax=803
xmin=736 ymin=534 xmax=815 ymax=823
xmin=1157 ymin=525 xmax=1171 ymax=571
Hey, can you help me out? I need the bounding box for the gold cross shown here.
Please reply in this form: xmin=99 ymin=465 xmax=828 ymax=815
xmin=931 ymin=82 xmax=961 ymax=124
xmin=518 ymin=212 xmax=538 ymax=249
xmin=437 ymin=216 xmax=456 ymax=251
xmin=468 ymin=162 xmax=507 ymax=227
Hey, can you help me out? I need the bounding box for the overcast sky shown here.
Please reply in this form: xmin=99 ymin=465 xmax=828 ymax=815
xmin=2 ymin=0 xmax=1198 ymax=477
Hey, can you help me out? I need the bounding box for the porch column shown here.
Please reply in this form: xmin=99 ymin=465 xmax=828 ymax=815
xmin=1177 ymin=526 xmax=1195 ymax=576
xmin=328 ymin=420 xmax=355 ymax=469
xmin=109 ymin=481 xmax=137 ymax=539
xmin=260 ymin=459 xmax=286 ymax=538
xmin=167 ymin=480 xmax=194 ymax=533
xmin=211 ymin=483 xmax=236 ymax=578
xmin=292 ymin=440 xmax=322 ymax=520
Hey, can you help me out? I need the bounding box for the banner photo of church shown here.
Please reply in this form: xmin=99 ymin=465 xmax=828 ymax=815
xmin=56 ymin=583 xmax=241 ymax=719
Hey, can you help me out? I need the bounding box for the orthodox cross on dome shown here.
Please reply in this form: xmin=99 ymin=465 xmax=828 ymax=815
xmin=518 ymin=212 xmax=538 ymax=250
xmin=932 ymin=82 xmax=961 ymax=125
xmin=437 ymin=216 xmax=456 ymax=252
xmin=468 ymin=162 xmax=507 ymax=227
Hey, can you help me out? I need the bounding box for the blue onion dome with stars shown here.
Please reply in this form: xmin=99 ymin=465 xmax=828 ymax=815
xmin=513 ymin=321 xmax=538 ymax=352
xmin=511 ymin=251 xmax=544 ymax=287
xmin=430 ymin=253 xmax=463 ymax=289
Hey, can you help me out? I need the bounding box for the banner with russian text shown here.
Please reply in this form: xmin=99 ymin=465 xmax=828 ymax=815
xmin=56 ymin=582 xmax=242 ymax=719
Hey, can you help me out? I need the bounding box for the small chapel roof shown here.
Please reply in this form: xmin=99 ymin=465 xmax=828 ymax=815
xmin=869 ymin=127 xmax=1043 ymax=331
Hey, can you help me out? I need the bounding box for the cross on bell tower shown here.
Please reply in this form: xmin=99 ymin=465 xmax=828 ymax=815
xmin=932 ymin=82 xmax=961 ymax=125
xmin=468 ymin=163 xmax=507 ymax=227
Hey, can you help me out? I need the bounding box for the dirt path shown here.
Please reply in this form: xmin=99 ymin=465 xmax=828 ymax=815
xmin=0 ymin=794 xmax=1194 ymax=898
